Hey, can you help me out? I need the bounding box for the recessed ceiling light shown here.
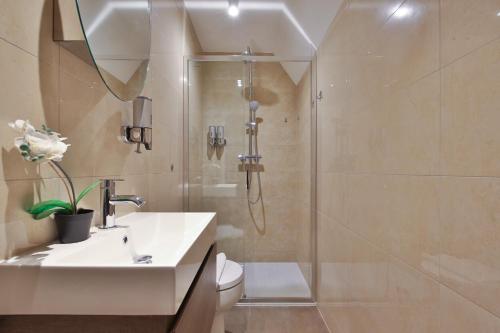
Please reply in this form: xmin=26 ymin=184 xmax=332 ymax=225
xmin=227 ymin=0 xmax=240 ymax=17
xmin=497 ymin=11 xmax=500 ymax=17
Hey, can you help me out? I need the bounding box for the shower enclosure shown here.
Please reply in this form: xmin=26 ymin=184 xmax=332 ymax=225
xmin=184 ymin=54 xmax=316 ymax=302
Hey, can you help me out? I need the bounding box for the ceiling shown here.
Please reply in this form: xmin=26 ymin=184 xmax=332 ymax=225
xmin=184 ymin=0 xmax=343 ymax=84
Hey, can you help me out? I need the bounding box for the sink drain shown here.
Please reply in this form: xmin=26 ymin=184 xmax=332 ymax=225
xmin=123 ymin=236 xmax=152 ymax=264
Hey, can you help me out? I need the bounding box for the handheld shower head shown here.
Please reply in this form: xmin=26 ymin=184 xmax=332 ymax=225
xmin=249 ymin=100 xmax=260 ymax=112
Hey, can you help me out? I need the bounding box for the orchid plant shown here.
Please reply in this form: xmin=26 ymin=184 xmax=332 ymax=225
xmin=9 ymin=120 xmax=100 ymax=219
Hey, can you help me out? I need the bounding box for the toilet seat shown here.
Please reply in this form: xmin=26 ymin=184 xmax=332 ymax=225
xmin=216 ymin=253 xmax=243 ymax=291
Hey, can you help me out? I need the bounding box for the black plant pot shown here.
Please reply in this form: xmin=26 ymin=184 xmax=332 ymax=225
xmin=54 ymin=209 xmax=94 ymax=244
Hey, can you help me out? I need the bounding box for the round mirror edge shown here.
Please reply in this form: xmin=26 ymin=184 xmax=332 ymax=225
xmin=74 ymin=0 xmax=153 ymax=102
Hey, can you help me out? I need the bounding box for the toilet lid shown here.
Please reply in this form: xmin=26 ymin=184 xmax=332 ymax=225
xmin=216 ymin=253 xmax=244 ymax=291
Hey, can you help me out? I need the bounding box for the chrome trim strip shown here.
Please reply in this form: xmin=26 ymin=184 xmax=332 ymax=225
xmin=310 ymin=56 xmax=318 ymax=302
xmin=186 ymin=55 xmax=314 ymax=62
xmin=238 ymin=297 xmax=316 ymax=304
xmin=235 ymin=302 xmax=317 ymax=307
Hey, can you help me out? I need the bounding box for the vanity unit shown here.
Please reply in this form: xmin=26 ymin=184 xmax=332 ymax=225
xmin=0 ymin=213 xmax=217 ymax=333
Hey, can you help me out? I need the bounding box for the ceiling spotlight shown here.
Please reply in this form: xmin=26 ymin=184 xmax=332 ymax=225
xmin=227 ymin=0 xmax=240 ymax=17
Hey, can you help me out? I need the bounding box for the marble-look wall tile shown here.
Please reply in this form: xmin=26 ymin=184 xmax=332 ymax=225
xmin=345 ymin=72 xmax=440 ymax=174
xmin=319 ymin=0 xmax=406 ymax=57
xmin=317 ymin=213 xmax=353 ymax=304
xmin=319 ymin=229 xmax=441 ymax=333
xmin=0 ymin=0 xmax=58 ymax=64
xmin=438 ymin=176 xmax=500 ymax=317
xmin=439 ymin=286 xmax=500 ymax=333
xmin=0 ymin=39 xmax=54 ymax=181
xmin=440 ymin=0 xmax=500 ymax=66
xmin=371 ymin=0 xmax=439 ymax=89
xmin=441 ymin=39 xmax=500 ymax=176
xmin=316 ymin=0 xmax=500 ymax=331
xmin=148 ymin=172 xmax=183 ymax=212
xmin=345 ymin=174 xmax=440 ymax=278
xmin=0 ymin=178 xmax=59 ymax=259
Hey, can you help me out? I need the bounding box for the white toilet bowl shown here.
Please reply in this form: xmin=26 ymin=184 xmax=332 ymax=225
xmin=211 ymin=253 xmax=244 ymax=333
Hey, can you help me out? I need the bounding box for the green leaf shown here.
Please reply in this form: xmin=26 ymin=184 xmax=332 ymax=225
xmin=75 ymin=180 xmax=101 ymax=206
xmin=19 ymin=144 xmax=29 ymax=151
xmin=28 ymin=200 xmax=73 ymax=215
xmin=42 ymin=124 xmax=54 ymax=134
xmin=33 ymin=207 xmax=69 ymax=220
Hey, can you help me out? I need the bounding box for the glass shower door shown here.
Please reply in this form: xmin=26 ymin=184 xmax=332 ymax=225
xmin=187 ymin=60 xmax=249 ymax=264
xmin=186 ymin=58 xmax=314 ymax=301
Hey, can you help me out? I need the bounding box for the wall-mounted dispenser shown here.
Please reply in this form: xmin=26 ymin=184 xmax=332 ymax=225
xmin=216 ymin=126 xmax=226 ymax=147
xmin=208 ymin=126 xmax=217 ymax=147
xmin=207 ymin=125 xmax=227 ymax=160
xmin=121 ymin=96 xmax=153 ymax=153
xmin=207 ymin=126 xmax=226 ymax=148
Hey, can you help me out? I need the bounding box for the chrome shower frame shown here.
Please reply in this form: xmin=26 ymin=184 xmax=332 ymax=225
xmin=182 ymin=54 xmax=318 ymax=304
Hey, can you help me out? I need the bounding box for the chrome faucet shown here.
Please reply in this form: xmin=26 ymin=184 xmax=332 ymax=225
xmin=100 ymin=179 xmax=146 ymax=229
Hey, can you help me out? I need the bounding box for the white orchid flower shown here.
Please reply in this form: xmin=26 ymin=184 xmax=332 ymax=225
xmin=8 ymin=120 xmax=70 ymax=162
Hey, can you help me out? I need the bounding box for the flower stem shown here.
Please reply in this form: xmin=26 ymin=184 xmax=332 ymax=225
xmin=49 ymin=162 xmax=72 ymax=207
xmin=50 ymin=161 xmax=77 ymax=214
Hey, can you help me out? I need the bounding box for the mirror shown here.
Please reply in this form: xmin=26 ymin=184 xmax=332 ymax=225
xmin=75 ymin=0 xmax=151 ymax=101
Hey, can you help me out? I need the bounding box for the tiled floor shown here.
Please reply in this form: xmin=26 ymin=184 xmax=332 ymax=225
xmin=225 ymin=306 xmax=330 ymax=333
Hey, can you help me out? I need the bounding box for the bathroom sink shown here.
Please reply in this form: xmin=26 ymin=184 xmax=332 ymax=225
xmin=0 ymin=212 xmax=216 ymax=316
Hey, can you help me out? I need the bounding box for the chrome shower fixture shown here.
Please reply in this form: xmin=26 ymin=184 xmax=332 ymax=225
xmin=236 ymin=46 xmax=267 ymax=235
xmin=238 ymin=48 xmax=265 ymax=188
xmin=249 ymin=100 xmax=260 ymax=112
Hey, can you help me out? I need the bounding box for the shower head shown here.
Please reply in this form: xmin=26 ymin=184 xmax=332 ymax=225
xmin=249 ymin=100 xmax=260 ymax=112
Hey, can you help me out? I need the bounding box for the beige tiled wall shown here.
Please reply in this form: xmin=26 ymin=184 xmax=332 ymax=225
xmin=316 ymin=0 xmax=500 ymax=331
xmin=148 ymin=0 xmax=201 ymax=212
xmin=0 ymin=0 xmax=200 ymax=259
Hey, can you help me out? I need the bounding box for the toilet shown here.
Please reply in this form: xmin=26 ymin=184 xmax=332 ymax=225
xmin=211 ymin=253 xmax=244 ymax=333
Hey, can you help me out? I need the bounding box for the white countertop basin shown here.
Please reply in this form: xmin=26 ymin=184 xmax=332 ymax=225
xmin=0 ymin=212 xmax=217 ymax=316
